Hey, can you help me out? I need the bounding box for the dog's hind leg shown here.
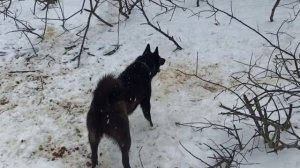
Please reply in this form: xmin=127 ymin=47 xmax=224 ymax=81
xmin=88 ymin=129 xmax=102 ymax=168
xmin=106 ymin=123 xmax=131 ymax=168
xmin=140 ymin=98 xmax=153 ymax=127
xmin=119 ymin=132 xmax=131 ymax=168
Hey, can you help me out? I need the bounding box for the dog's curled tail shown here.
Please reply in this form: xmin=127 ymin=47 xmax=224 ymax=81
xmin=92 ymin=74 xmax=123 ymax=110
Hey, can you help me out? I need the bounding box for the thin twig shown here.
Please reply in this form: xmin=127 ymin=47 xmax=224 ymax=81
xmin=139 ymin=146 xmax=144 ymax=168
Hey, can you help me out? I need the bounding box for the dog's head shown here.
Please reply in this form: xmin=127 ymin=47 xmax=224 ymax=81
xmin=136 ymin=44 xmax=165 ymax=77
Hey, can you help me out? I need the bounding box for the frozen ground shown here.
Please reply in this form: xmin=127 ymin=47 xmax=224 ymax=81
xmin=1 ymin=0 xmax=300 ymax=167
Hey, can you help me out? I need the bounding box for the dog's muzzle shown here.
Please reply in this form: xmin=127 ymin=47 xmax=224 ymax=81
xmin=159 ymin=58 xmax=165 ymax=65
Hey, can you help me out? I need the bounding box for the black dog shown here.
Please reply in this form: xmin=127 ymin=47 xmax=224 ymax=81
xmin=87 ymin=44 xmax=165 ymax=168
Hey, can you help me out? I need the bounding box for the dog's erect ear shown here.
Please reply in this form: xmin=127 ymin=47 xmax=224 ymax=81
xmin=143 ymin=44 xmax=151 ymax=55
xmin=154 ymin=47 xmax=159 ymax=55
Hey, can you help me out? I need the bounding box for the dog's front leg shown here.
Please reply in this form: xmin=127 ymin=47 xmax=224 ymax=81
xmin=140 ymin=98 xmax=153 ymax=127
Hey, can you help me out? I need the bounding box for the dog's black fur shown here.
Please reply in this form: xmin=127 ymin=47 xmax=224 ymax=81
xmin=87 ymin=44 xmax=165 ymax=168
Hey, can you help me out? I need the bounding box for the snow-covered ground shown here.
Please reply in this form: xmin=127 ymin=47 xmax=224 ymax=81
xmin=1 ymin=0 xmax=300 ymax=167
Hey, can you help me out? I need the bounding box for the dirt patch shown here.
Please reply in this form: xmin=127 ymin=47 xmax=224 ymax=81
xmin=157 ymin=63 xmax=223 ymax=94
xmin=48 ymin=99 xmax=87 ymax=114
xmin=44 ymin=26 xmax=58 ymax=40
xmin=37 ymin=144 xmax=71 ymax=161
xmin=202 ymin=83 xmax=220 ymax=93
xmin=52 ymin=146 xmax=69 ymax=160
xmin=0 ymin=96 xmax=9 ymax=105
xmin=158 ymin=67 xmax=192 ymax=85
xmin=156 ymin=63 xmax=193 ymax=95
xmin=197 ymin=63 xmax=219 ymax=77
xmin=34 ymin=141 xmax=82 ymax=161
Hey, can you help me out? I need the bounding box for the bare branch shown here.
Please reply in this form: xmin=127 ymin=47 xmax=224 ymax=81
xmin=137 ymin=1 xmax=183 ymax=51
xmin=270 ymin=0 xmax=281 ymax=22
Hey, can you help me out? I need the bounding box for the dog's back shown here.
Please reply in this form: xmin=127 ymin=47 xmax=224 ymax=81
xmin=87 ymin=74 xmax=126 ymax=132
xmin=87 ymin=74 xmax=132 ymax=168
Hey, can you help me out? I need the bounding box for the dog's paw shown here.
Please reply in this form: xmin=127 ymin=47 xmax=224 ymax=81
xmin=149 ymin=124 xmax=158 ymax=130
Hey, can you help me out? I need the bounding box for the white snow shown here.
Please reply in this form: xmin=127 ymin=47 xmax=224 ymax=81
xmin=1 ymin=0 xmax=300 ymax=168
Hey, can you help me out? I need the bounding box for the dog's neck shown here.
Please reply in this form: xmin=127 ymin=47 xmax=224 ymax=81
xmin=136 ymin=61 xmax=150 ymax=69
xmin=136 ymin=61 xmax=154 ymax=77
